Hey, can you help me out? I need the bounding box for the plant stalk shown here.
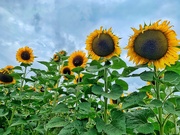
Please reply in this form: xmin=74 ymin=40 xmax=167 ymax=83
xmin=154 ymin=67 xmax=164 ymax=135
xmin=104 ymin=68 xmax=108 ymax=124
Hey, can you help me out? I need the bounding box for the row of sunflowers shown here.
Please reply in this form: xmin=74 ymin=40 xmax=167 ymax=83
xmin=0 ymin=20 xmax=180 ymax=135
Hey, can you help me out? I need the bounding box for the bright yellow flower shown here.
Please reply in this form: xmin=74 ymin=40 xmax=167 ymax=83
xmin=125 ymin=20 xmax=180 ymax=69
xmin=86 ymin=26 xmax=121 ymax=60
xmin=16 ymin=46 xmax=34 ymax=64
xmin=68 ymin=50 xmax=88 ymax=69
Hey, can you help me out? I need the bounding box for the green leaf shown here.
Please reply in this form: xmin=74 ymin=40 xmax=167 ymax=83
xmin=83 ymin=128 xmax=98 ymax=135
xmin=78 ymin=102 xmax=91 ymax=112
xmin=92 ymin=85 xmax=104 ymax=95
xmin=111 ymin=57 xmax=126 ymax=69
xmin=164 ymin=101 xmax=180 ymax=116
xmin=0 ymin=109 xmax=8 ymax=117
xmin=71 ymin=67 xmax=84 ymax=73
xmin=38 ymin=61 xmax=50 ymax=68
xmin=86 ymin=65 xmax=100 ymax=72
xmin=104 ymin=109 xmax=126 ymax=135
xmin=115 ymin=79 xmax=128 ymax=90
xmin=122 ymin=92 xmax=146 ymax=109
xmin=126 ymin=109 xmax=154 ymax=133
xmin=103 ymin=84 xmax=123 ymax=100
xmin=136 ymin=123 xmax=154 ymax=134
xmin=140 ymin=71 xmax=154 ymax=81
xmin=148 ymin=99 xmax=162 ymax=107
xmin=138 ymin=85 xmax=152 ymax=92
xmin=122 ymin=66 xmax=138 ymax=77
xmin=164 ymin=71 xmax=180 ymax=85
xmin=95 ymin=117 xmax=106 ymax=132
xmin=59 ymin=120 xmax=87 ymax=135
xmin=45 ymin=117 xmax=68 ymax=130
xmin=34 ymin=125 xmax=45 ymax=134
xmin=166 ymin=61 xmax=180 ymax=75
xmin=13 ymin=66 xmax=22 ymax=71
xmin=11 ymin=119 xmax=27 ymax=127
xmin=52 ymin=103 xmax=69 ymax=113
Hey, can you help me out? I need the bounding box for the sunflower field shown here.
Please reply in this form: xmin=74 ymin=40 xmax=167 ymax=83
xmin=1 ymin=20 xmax=180 ymax=135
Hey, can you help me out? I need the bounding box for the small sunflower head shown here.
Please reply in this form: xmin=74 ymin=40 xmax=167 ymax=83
xmin=59 ymin=50 xmax=67 ymax=56
xmin=86 ymin=26 xmax=121 ymax=60
xmin=0 ymin=72 xmax=15 ymax=85
xmin=4 ymin=65 xmax=14 ymax=73
xmin=125 ymin=20 xmax=180 ymax=69
xmin=53 ymin=53 xmax=60 ymax=62
xmin=74 ymin=74 xmax=84 ymax=84
xmin=68 ymin=50 xmax=88 ymax=69
xmin=60 ymin=66 xmax=73 ymax=79
xmin=16 ymin=46 xmax=35 ymax=64
xmin=109 ymin=99 xmax=118 ymax=105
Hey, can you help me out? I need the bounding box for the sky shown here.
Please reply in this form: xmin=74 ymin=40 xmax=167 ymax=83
xmin=0 ymin=0 xmax=180 ymax=91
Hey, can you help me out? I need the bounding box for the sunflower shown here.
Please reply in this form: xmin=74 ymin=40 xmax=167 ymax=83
xmin=68 ymin=51 xmax=88 ymax=69
xmin=125 ymin=20 xmax=180 ymax=69
xmin=16 ymin=46 xmax=34 ymax=64
xmin=86 ymin=26 xmax=121 ymax=60
xmin=109 ymin=99 xmax=118 ymax=104
xmin=4 ymin=65 xmax=14 ymax=73
xmin=60 ymin=66 xmax=73 ymax=79
xmin=53 ymin=53 xmax=60 ymax=62
xmin=59 ymin=50 xmax=67 ymax=56
xmin=74 ymin=74 xmax=84 ymax=84
xmin=0 ymin=72 xmax=15 ymax=85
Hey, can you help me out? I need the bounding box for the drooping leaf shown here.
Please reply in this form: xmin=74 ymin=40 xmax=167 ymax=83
xmin=92 ymin=85 xmax=104 ymax=95
xmin=111 ymin=57 xmax=126 ymax=69
xmin=11 ymin=119 xmax=27 ymax=127
xmin=122 ymin=66 xmax=138 ymax=77
xmin=103 ymin=84 xmax=123 ymax=100
xmin=126 ymin=109 xmax=154 ymax=134
xmin=164 ymin=71 xmax=180 ymax=85
xmin=140 ymin=71 xmax=154 ymax=81
xmin=115 ymin=79 xmax=128 ymax=90
xmin=104 ymin=109 xmax=126 ymax=135
xmin=122 ymin=92 xmax=146 ymax=109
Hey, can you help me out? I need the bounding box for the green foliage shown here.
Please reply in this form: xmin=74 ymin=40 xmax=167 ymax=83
xmin=1 ymin=47 xmax=180 ymax=135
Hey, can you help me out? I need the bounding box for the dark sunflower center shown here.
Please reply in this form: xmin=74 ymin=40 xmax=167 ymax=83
xmin=92 ymin=33 xmax=115 ymax=57
xmin=73 ymin=55 xmax=83 ymax=67
xmin=134 ymin=30 xmax=168 ymax=60
xmin=0 ymin=73 xmax=13 ymax=83
xmin=21 ymin=51 xmax=30 ymax=60
xmin=63 ymin=68 xmax=71 ymax=75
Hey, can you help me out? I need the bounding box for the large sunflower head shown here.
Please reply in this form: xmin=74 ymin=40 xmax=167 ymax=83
xmin=0 ymin=71 xmax=16 ymax=85
xmin=125 ymin=20 xmax=180 ymax=69
xmin=16 ymin=46 xmax=34 ymax=64
xmin=68 ymin=50 xmax=88 ymax=69
xmin=86 ymin=26 xmax=121 ymax=60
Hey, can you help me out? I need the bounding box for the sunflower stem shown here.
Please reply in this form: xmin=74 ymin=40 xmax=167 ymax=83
xmin=104 ymin=67 xmax=108 ymax=124
xmin=154 ymin=66 xmax=164 ymax=135
xmin=20 ymin=66 xmax=27 ymax=91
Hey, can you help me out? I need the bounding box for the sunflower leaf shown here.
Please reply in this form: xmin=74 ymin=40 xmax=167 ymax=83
xmin=140 ymin=71 xmax=154 ymax=81
xmin=111 ymin=57 xmax=126 ymax=69
xmin=103 ymin=84 xmax=123 ymax=100
xmin=71 ymin=67 xmax=84 ymax=73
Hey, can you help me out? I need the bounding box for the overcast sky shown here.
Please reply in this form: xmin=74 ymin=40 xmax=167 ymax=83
xmin=1 ymin=0 xmax=180 ymax=90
